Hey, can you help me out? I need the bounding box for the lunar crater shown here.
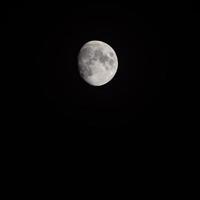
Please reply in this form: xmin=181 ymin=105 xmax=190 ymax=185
xmin=79 ymin=65 xmax=93 ymax=77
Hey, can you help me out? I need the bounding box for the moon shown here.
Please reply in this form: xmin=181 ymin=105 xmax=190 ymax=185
xmin=78 ymin=40 xmax=118 ymax=86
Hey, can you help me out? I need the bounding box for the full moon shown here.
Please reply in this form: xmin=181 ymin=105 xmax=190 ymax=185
xmin=78 ymin=40 xmax=118 ymax=86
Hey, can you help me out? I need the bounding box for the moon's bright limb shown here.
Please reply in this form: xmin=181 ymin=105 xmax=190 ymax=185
xmin=78 ymin=40 xmax=118 ymax=86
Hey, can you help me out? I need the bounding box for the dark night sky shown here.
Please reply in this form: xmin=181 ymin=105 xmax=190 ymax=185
xmin=7 ymin=1 xmax=175 ymax=137
xmin=4 ymin=2 xmax=197 ymax=188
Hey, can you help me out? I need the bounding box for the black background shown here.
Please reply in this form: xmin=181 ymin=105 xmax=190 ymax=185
xmin=6 ymin=1 xmax=177 ymax=143
xmin=3 ymin=1 xmax=198 ymax=192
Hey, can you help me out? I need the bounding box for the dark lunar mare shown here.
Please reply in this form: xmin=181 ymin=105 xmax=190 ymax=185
xmin=93 ymin=48 xmax=115 ymax=71
xmin=94 ymin=49 xmax=109 ymax=64
xmin=108 ymin=59 xmax=115 ymax=68
xmin=109 ymin=52 xmax=114 ymax=57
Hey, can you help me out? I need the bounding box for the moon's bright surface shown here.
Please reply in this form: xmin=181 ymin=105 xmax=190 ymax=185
xmin=78 ymin=40 xmax=118 ymax=86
